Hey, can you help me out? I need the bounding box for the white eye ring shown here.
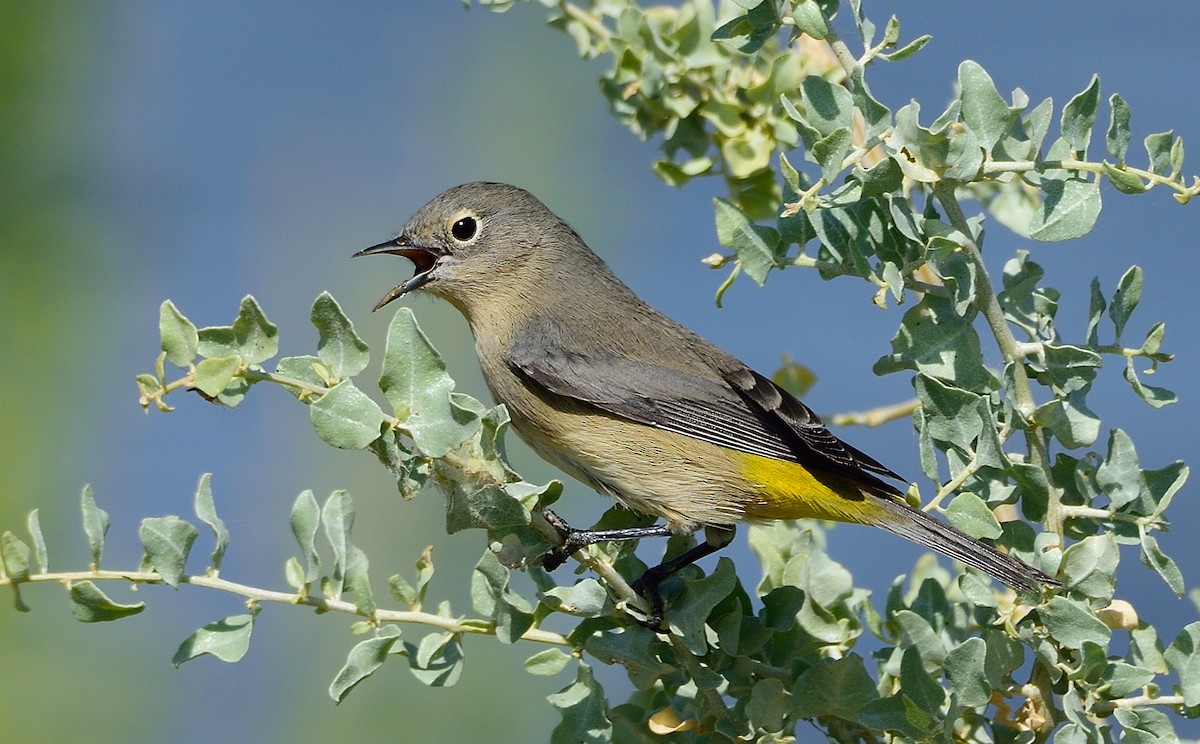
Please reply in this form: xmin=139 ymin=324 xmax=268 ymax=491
xmin=449 ymin=211 xmax=480 ymax=243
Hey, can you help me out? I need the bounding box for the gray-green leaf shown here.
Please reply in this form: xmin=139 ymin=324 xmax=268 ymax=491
xmin=26 ymin=509 xmax=48 ymax=574
xmin=1106 ymin=93 xmax=1132 ymax=162
xmin=309 ymin=380 xmax=385 ymax=449
xmin=329 ymin=625 xmax=401 ymax=703
xmin=1101 ymin=162 xmax=1148 ymax=194
xmin=812 ymin=127 xmax=853 ymax=184
xmin=800 ymin=75 xmax=854 ymax=138
xmin=944 ymin=637 xmax=990 ymax=708
xmin=584 ymin=627 xmax=676 ymax=689
xmin=945 ymin=492 xmax=1003 ymax=540
xmin=192 ymin=355 xmax=242 ymax=398
xmin=0 ymin=531 xmax=32 ymax=581
xmin=1109 ymin=265 xmax=1143 ymax=342
xmin=1098 ymin=661 xmax=1155 ymax=698
xmin=346 ymin=546 xmax=376 ymax=617
xmin=379 ymin=307 xmax=480 ymax=457
xmin=311 ymin=292 xmax=370 ymax=379
xmin=1096 ymin=428 xmax=1143 ymax=511
xmin=1145 ymin=131 xmax=1174 ymax=175
xmin=667 ymin=557 xmax=739 ymax=655
xmin=881 ymin=33 xmax=931 ymax=62
xmin=548 ymin=663 xmax=612 ymax=744
xmin=404 ymin=631 xmax=464 ymax=688
xmin=322 ymin=490 xmax=355 ymax=598
xmin=1059 ymin=534 xmax=1117 ymax=602
xmin=714 ymin=197 xmax=783 ymax=286
xmin=1124 ymin=357 xmax=1178 ymax=408
xmin=1040 ymin=595 xmax=1112 ymax=649
xmin=275 ymin=355 xmax=327 ymax=397
xmin=791 ymin=655 xmax=880 ymax=720
xmin=1140 ymin=533 xmax=1184 ymax=597
xmin=81 ymin=484 xmax=109 ymax=569
xmin=193 ymin=473 xmax=229 ymax=573
xmin=445 ymin=483 xmax=529 ymax=535
xmin=172 ymin=614 xmax=255 ymax=667
xmin=230 ymin=295 xmax=279 ymax=364
xmin=68 ymin=580 xmax=145 ymax=622
xmin=1165 ymin=622 xmax=1200 ymax=707
xmin=524 ymin=648 xmax=573 ymax=676
xmin=542 ymin=579 xmax=614 ymax=618
xmin=139 ymin=516 xmax=199 ymax=588
xmin=160 ymin=300 xmax=199 ymax=368
xmin=958 ymin=60 xmax=1013 ymax=152
xmin=290 ymin=489 xmax=321 ymax=583
xmin=470 ymin=549 xmax=533 ymax=643
xmin=1061 ymin=74 xmax=1100 ymax=154
xmin=1029 ymin=173 xmax=1101 ymax=242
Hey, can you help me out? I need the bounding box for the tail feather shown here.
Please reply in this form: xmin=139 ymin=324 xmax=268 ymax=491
xmin=872 ymin=495 xmax=1059 ymax=592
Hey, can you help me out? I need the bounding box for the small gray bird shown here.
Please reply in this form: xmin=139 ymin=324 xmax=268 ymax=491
xmin=355 ymin=182 xmax=1058 ymax=626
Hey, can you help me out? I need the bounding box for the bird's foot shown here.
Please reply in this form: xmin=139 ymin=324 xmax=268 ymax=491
xmin=540 ymin=509 xmax=585 ymax=571
xmin=629 ymin=571 xmax=668 ymax=633
xmin=537 ymin=509 xmax=689 ymax=633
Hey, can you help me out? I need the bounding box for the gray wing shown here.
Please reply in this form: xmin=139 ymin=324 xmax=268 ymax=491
xmin=506 ymin=319 xmax=903 ymax=490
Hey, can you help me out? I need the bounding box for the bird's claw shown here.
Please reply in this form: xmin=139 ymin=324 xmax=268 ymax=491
xmin=630 ymin=573 xmax=667 ymax=633
xmin=539 ymin=509 xmax=585 ymax=571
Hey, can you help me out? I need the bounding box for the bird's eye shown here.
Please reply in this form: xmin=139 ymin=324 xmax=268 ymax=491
xmin=451 ymin=216 xmax=478 ymax=242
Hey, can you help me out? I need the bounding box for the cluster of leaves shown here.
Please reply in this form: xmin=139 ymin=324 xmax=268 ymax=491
xmin=5 ymin=0 xmax=1200 ymax=741
xmin=484 ymin=0 xmax=1197 ymax=294
xmin=470 ymin=0 xmax=1200 ymax=737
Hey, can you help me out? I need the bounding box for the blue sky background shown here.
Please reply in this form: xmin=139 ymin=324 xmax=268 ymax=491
xmin=3 ymin=2 xmax=1199 ymax=741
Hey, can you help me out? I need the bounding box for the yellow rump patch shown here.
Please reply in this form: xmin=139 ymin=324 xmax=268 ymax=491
xmin=728 ymin=449 xmax=888 ymax=525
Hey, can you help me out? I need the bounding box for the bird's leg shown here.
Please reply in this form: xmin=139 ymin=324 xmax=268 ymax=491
xmin=541 ymin=511 xmax=736 ymax=631
xmin=630 ymin=525 xmax=735 ymax=631
xmin=540 ymin=509 xmax=673 ymax=571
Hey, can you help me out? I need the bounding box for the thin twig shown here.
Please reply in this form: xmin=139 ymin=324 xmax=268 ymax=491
xmin=1096 ymin=693 xmax=1186 ymax=713
xmin=819 ymin=20 xmax=862 ymax=87
xmin=559 ymin=1 xmax=613 ymax=43
xmin=3 ymin=569 xmax=573 ymax=647
xmin=982 ymin=159 xmax=1200 ymax=199
xmin=828 ymin=397 xmax=919 ymax=428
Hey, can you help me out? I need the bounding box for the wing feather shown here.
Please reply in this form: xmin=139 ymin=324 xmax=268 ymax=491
xmin=507 ymin=321 xmax=903 ymax=493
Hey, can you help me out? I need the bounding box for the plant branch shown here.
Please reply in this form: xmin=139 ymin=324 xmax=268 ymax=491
xmin=786 ymin=253 xmax=952 ymax=299
xmin=4 ymin=569 xmax=572 ymax=647
xmin=982 ymin=159 xmax=1200 ymax=199
xmin=932 ymin=181 xmax=1061 ymax=537
xmin=828 ymin=397 xmax=919 ymax=428
xmin=1096 ymin=693 xmax=1187 ymax=714
xmin=818 ymin=18 xmax=862 ymax=87
xmin=925 ymin=453 xmax=983 ymax=514
xmin=1060 ymin=505 xmax=1166 ymax=529
xmin=559 ymin=1 xmax=613 ymax=44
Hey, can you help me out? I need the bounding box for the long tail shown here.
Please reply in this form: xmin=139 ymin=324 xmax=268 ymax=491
xmin=872 ymin=495 xmax=1060 ymax=592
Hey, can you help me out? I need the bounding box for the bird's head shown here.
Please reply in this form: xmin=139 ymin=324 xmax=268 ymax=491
xmin=354 ymin=181 xmax=560 ymax=314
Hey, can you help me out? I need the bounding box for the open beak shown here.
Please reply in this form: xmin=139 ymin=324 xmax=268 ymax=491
xmin=353 ymin=237 xmax=441 ymax=311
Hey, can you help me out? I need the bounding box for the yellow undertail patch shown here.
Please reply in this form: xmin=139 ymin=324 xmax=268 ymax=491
xmin=728 ymin=450 xmax=890 ymax=525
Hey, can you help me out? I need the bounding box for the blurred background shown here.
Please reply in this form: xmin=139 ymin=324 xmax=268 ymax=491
xmin=2 ymin=2 xmax=1198 ymax=741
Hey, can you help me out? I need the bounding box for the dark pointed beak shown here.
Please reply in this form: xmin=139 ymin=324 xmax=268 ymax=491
xmin=353 ymin=237 xmax=405 ymax=258
xmin=353 ymin=237 xmax=441 ymax=311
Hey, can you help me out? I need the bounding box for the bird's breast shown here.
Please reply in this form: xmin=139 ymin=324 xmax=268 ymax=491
xmin=474 ymin=346 xmax=751 ymax=532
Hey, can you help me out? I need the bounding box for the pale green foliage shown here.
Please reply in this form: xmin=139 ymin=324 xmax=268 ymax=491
xmin=139 ymin=516 xmax=198 ymax=588
xmin=173 ymin=614 xmax=255 ymax=667
xmin=3 ymin=1 xmax=1199 ymax=742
